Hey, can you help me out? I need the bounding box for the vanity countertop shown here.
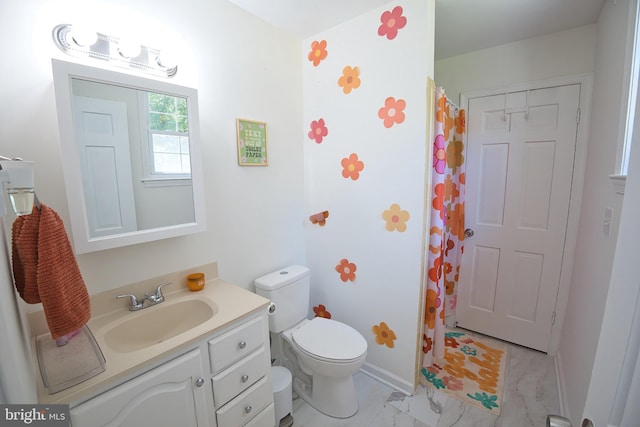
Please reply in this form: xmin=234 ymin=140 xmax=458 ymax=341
xmin=29 ymin=264 xmax=270 ymax=405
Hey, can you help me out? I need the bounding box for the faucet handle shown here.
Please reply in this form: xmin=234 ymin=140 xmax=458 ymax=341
xmin=117 ymin=293 xmax=143 ymax=310
xmin=153 ymin=282 xmax=172 ymax=302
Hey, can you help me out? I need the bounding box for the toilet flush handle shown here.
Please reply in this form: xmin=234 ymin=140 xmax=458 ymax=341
xmin=268 ymin=303 xmax=276 ymax=314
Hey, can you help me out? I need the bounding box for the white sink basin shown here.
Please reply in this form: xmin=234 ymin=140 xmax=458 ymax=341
xmin=104 ymin=299 xmax=216 ymax=353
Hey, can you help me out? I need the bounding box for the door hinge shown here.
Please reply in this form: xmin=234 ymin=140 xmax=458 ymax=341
xmin=552 ymin=311 xmax=556 ymax=325
xmin=576 ymin=108 xmax=581 ymax=124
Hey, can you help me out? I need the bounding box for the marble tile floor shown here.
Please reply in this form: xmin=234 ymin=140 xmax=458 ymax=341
xmin=289 ymin=334 xmax=560 ymax=427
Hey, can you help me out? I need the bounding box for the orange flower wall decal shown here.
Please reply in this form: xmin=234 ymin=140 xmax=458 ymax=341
xmin=341 ymin=153 xmax=364 ymax=180
xmin=308 ymin=40 xmax=328 ymax=67
xmin=335 ymin=258 xmax=357 ymax=282
xmin=382 ymin=203 xmax=410 ymax=232
xmin=313 ymin=304 xmax=332 ymax=319
xmin=372 ymin=322 xmax=397 ymax=348
xmin=378 ymin=6 xmax=407 ymax=40
xmin=378 ymin=97 xmax=406 ymax=128
xmin=308 ymin=118 xmax=328 ymax=143
xmin=338 ymin=66 xmax=361 ymax=94
xmin=309 ymin=210 xmax=329 ymax=226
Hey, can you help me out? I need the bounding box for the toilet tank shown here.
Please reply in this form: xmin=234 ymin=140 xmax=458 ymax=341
xmin=254 ymin=265 xmax=310 ymax=333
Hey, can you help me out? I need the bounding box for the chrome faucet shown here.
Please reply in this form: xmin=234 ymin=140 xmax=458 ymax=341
xmin=117 ymin=282 xmax=172 ymax=311
xmin=116 ymin=293 xmax=144 ymax=311
xmin=145 ymin=282 xmax=171 ymax=304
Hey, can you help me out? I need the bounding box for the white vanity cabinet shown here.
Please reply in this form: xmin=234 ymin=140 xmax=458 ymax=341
xmin=68 ymin=310 xmax=274 ymax=427
xmin=208 ymin=315 xmax=275 ymax=426
xmin=70 ymin=348 xmax=209 ymax=426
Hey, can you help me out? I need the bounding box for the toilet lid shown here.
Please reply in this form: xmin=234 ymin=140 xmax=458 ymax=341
xmin=292 ymin=317 xmax=367 ymax=361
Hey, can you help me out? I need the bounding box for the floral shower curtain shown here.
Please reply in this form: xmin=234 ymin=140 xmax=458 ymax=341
xmin=422 ymin=86 xmax=466 ymax=370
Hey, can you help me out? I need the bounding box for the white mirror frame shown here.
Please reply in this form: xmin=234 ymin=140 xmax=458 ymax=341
xmin=51 ymin=59 xmax=206 ymax=254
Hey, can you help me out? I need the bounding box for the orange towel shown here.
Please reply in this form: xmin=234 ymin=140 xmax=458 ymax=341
xmin=12 ymin=203 xmax=90 ymax=339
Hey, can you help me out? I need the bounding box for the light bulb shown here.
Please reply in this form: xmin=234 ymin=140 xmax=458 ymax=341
xmin=117 ymin=38 xmax=141 ymax=58
xmin=156 ymin=48 xmax=178 ymax=69
xmin=69 ymin=25 xmax=98 ymax=47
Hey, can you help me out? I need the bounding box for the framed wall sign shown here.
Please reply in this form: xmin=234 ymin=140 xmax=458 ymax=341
xmin=236 ymin=118 xmax=268 ymax=166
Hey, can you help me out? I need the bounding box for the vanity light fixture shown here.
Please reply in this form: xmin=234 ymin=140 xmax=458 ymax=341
xmin=52 ymin=24 xmax=178 ymax=78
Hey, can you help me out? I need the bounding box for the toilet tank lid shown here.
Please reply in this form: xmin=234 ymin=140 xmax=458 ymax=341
xmin=254 ymin=265 xmax=310 ymax=290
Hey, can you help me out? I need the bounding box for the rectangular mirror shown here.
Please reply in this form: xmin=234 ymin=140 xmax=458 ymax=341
xmin=52 ymin=59 xmax=206 ymax=253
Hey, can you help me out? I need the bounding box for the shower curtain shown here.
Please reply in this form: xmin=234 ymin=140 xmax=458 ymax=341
xmin=421 ymin=86 xmax=466 ymax=370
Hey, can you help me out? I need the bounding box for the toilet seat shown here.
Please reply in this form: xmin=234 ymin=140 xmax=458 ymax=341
xmin=292 ymin=317 xmax=367 ymax=362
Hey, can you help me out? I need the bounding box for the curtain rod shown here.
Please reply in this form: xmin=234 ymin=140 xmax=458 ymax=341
xmin=446 ymin=97 xmax=460 ymax=111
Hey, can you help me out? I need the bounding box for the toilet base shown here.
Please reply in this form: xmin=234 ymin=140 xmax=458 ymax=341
xmin=293 ymin=373 xmax=359 ymax=418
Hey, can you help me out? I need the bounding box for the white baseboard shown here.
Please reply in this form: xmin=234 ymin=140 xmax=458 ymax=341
xmin=555 ymin=352 xmax=572 ymax=421
xmin=359 ymin=361 xmax=415 ymax=396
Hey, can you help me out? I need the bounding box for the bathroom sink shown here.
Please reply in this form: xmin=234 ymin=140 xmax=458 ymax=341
xmin=104 ymin=299 xmax=216 ymax=353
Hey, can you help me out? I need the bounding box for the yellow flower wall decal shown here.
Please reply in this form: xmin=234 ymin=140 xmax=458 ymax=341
xmin=372 ymin=322 xmax=397 ymax=348
xmin=382 ymin=203 xmax=410 ymax=232
xmin=338 ymin=66 xmax=361 ymax=94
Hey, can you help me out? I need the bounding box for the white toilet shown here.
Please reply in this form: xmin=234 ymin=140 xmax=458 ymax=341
xmin=255 ymin=265 xmax=367 ymax=419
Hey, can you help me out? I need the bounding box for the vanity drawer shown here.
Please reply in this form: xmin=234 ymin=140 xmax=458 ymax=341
xmin=216 ymin=376 xmax=271 ymax=427
xmin=212 ymin=347 xmax=268 ymax=408
xmin=209 ymin=316 xmax=265 ymax=373
xmin=243 ymin=403 xmax=275 ymax=427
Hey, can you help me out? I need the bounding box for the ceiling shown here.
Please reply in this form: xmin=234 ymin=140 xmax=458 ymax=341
xmin=225 ymin=0 xmax=606 ymax=60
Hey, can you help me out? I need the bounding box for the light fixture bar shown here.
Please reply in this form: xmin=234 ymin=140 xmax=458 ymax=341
xmin=52 ymin=24 xmax=177 ymax=78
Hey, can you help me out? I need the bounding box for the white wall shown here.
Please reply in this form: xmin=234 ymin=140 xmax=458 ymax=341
xmin=303 ymin=0 xmax=434 ymax=392
xmin=0 ymin=0 xmax=305 ymax=295
xmin=435 ymin=24 xmax=597 ymax=102
xmin=0 ymin=218 xmax=37 ymax=403
xmin=558 ymin=0 xmax=630 ymax=424
xmin=583 ymin=96 xmax=640 ymax=427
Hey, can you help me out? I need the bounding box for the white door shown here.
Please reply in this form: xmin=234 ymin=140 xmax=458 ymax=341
xmin=73 ymin=96 xmax=137 ymax=237
xmin=456 ymin=84 xmax=580 ymax=352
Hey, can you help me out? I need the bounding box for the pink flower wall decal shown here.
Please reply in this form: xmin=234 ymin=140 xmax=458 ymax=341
xmin=308 ymin=118 xmax=328 ymax=143
xmin=378 ymin=6 xmax=407 ymax=40
xmin=378 ymin=97 xmax=406 ymax=128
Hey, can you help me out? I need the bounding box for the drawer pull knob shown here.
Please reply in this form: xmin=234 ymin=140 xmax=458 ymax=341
xmin=195 ymin=378 xmax=205 ymax=387
xmin=244 ymin=405 xmax=252 ymax=414
xmin=239 ymin=341 xmax=247 ymax=349
xmin=241 ymin=374 xmax=249 ymax=383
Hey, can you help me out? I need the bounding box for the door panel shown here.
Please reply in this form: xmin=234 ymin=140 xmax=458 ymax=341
xmin=477 ymin=143 xmax=508 ymax=226
xmin=457 ymin=84 xmax=580 ymax=352
xmin=73 ymin=96 xmax=137 ymax=237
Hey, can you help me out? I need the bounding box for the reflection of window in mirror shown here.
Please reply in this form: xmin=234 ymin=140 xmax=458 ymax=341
xmin=140 ymin=92 xmax=192 ymax=184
